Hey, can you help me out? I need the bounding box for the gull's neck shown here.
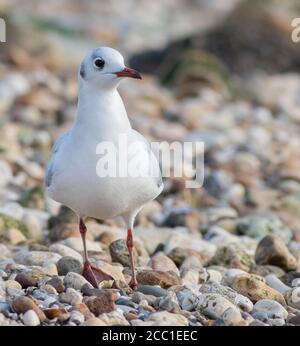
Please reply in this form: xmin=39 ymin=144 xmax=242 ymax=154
xmin=73 ymin=81 xmax=131 ymax=139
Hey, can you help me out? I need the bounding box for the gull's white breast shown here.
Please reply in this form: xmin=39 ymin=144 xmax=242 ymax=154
xmin=46 ymin=128 xmax=163 ymax=221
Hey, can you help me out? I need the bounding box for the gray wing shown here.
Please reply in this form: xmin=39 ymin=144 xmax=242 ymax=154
xmin=45 ymin=131 xmax=70 ymax=188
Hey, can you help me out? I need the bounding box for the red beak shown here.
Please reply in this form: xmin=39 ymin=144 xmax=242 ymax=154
xmin=115 ymin=67 xmax=142 ymax=79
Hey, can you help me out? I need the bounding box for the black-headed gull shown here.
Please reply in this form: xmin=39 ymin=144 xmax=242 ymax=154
xmin=46 ymin=47 xmax=163 ymax=289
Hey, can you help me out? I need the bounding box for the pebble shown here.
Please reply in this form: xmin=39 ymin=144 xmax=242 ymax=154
xmin=109 ymin=238 xmax=137 ymax=267
xmin=222 ymin=268 xmax=248 ymax=285
xmin=291 ymin=278 xmax=300 ymax=287
xmin=6 ymin=287 xmax=25 ymax=298
xmin=250 ymin=264 xmax=285 ymax=278
xmin=116 ymin=297 xmax=137 ymax=309
xmin=57 ymin=256 xmax=83 ymax=276
xmin=281 ymin=272 xmax=300 ymax=286
xmin=43 ymin=307 xmax=69 ymax=320
xmin=98 ymin=311 xmax=129 ymax=326
xmin=177 ymin=288 xmax=198 ymax=311
xmin=222 ymin=306 xmax=244 ymax=326
xmin=181 ymin=268 xmax=202 ymax=285
xmin=12 ymin=296 xmax=46 ymax=322
xmin=285 ymin=287 xmax=300 ymax=309
xmin=255 ymin=235 xmax=298 ymax=271
xmin=69 ymin=310 xmax=85 ymax=325
xmin=230 ymin=274 xmax=286 ymax=305
xmin=164 ymin=233 xmax=216 ymax=261
xmin=47 ymin=276 xmax=65 ymax=293
xmin=5 ymin=280 xmax=22 ymax=290
xmin=86 ymin=291 xmax=116 ymax=315
xmin=265 ymin=274 xmax=290 ymax=294
xmin=157 ymin=295 xmax=181 ymax=313
xmin=64 ymin=272 xmax=92 ymax=290
xmin=49 ymin=243 xmax=83 ymax=263
xmin=14 ymin=251 xmax=61 ymax=267
xmin=60 ymin=237 xmax=102 ymax=253
xmin=167 ymin=247 xmax=204 ymax=267
xmin=59 ymin=288 xmax=83 ymax=305
xmin=132 ymin=292 xmax=156 ymax=306
xmin=149 ymin=252 xmax=179 ymax=275
xmin=288 ymin=314 xmax=300 ymax=325
xmin=196 ymin=293 xmax=242 ymax=325
xmin=22 ymin=309 xmax=40 ymax=326
xmin=210 ymin=244 xmax=254 ymax=271
xmin=136 ymin=311 xmax=189 ymax=326
xmin=136 ymin=270 xmax=181 ymax=288
xmin=200 ymin=282 xmax=253 ymax=312
xmin=137 ymin=285 xmax=168 ymax=297
xmin=253 ymin=299 xmax=288 ymax=319
xmin=15 ymin=271 xmax=44 ymax=288
xmin=207 ymin=269 xmax=223 ymax=283
xmin=0 ymin=301 xmax=10 ymax=313
xmin=180 ymin=255 xmax=203 ymax=271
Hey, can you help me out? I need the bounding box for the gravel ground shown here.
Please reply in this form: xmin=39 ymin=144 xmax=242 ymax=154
xmin=0 ymin=0 xmax=300 ymax=327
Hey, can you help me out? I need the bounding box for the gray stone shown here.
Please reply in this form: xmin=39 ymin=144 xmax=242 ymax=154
xmin=200 ymin=282 xmax=253 ymax=312
xmin=14 ymin=251 xmax=61 ymax=267
xmin=49 ymin=243 xmax=83 ymax=263
xmin=59 ymin=287 xmax=83 ymax=305
xmin=253 ymin=299 xmax=288 ymax=319
xmin=57 ymin=256 xmax=82 ymax=275
xmin=196 ymin=293 xmax=242 ymax=325
xmin=64 ymin=272 xmax=92 ymax=290
xmin=265 ymin=274 xmax=290 ymax=294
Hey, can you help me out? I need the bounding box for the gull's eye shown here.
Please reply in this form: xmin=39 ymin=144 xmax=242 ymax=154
xmin=93 ymin=57 xmax=105 ymax=69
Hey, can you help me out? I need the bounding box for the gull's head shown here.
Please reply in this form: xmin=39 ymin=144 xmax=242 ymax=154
xmin=79 ymin=47 xmax=141 ymax=89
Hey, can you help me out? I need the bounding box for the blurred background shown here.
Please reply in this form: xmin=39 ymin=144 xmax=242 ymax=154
xmin=0 ymin=0 xmax=300 ymax=275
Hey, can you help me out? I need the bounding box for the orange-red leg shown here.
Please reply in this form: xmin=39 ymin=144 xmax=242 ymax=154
xmin=79 ymin=218 xmax=112 ymax=288
xmin=127 ymin=228 xmax=137 ymax=290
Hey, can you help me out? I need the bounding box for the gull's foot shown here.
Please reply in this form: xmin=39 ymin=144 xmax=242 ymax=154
xmin=129 ymin=277 xmax=138 ymax=291
xmin=82 ymin=261 xmax=113 ymax=288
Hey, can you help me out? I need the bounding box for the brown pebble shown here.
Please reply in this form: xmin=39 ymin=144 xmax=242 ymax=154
xmin=167 ymin=247 xmax=205 ymax=267
xmin=71 ymin=303 xmax=91 ymax=317
xmin=136 ymin=270 xmax=181 ymax=288
xmin=15 ymin=271 xmax=42 ymax=288
xmin=47 ymin=276 xmax=65 ymax=293
xmin=255 ymin=235 xmax=298 ymax=272
xmin=12 ymin=296 xmax=46 ymax=322
xmin=231 ymin=275 xmax=286 ymax=305
xmin=124 ymin=312 xmax=138 ymax=321
xmin=86 ymin=292 xmax=116 ymax=316
xmin=43 ymin=307 xmax=69 ymax=320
